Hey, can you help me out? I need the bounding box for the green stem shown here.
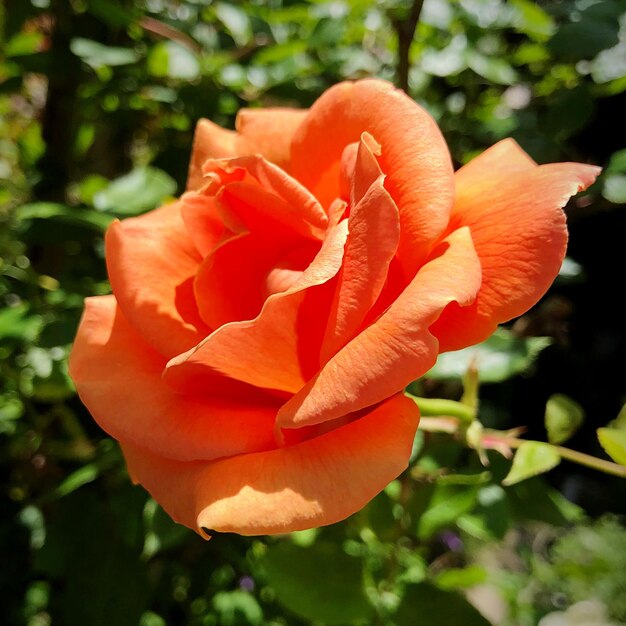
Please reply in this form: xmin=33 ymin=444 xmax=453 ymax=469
xmin=495 ymin=436 xmax=626 ymax=478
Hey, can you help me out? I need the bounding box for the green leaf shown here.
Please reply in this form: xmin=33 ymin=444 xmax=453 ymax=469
xmin=0 ymin=305 xmax=42 ymax=341
xmin=5 ymin=32 xmax=44 ymax=57
xmin=591 ymin=40 xmax=626 ymax=84
xmin=436 ymin=471 xmax=491 ymax=486
xmin=545 ymin=394 xmax=585 ymax=444
xmin=548 ymin=5 xmax=621 ymax=61
xmin=421 ymin=38 xmax=467 ymax=77
xmin=510 ymin=0 xmax=555 ymax=41
xmin=93 ymin=167 xmax=177 ymax=216
xmin=70 ymin=38 xmax=140 ymax=68
xmin=417 ymin=485 xmax=479 ymax=539
xmin=396 ymin=583 xmax=491 ymax=626
xmin=262 ymin=542 xmax=373 ymax=625
xmin=606 ymin=149 xmax=626 ymax=174
xmin=214 ymin=3 xmax=252 ymax=47
xmin=503 ymin=442 xmax=561 ymax=486
xmin=147 ymin=41 xmax=200 ymax=80
xmin=466 ymin=50 xmax=517 ymax=85
xmin=15 ymin=202 xmax=114 ymax=231
xmin=427 ymin=328 xmax=551 ymax=383
xmin=459 ymin=484 xmax=510 ymax=540
xmin=434 ymin=565 xmax=488 ymax=591
xmin=213 ymin=591 xmax=263 ymax=625
xmin=602 ymin=174 xmax=626 ymax=204
xmin=143 ymin=501 xmax=190 ymax=557
xmin=35 ymin=491 xmax=149 ymax=626
xmin=364 ymin=491 xmax=397 ymax=541
xmin=54 ymin=465 xmax=99 ymax=498
xmin=53 ymin=442 xmax=121 ymax=498
xmin=508 ymin=477 xmax=583 ymax=525
xmin=86 ymin=0 xmax=136 ymax=28
xmin=542 ymin=87 xmax=594 ymax=141
xmin=597 ymin=428 xmax=626 ymax=465
xmin=610 ymin=403 xmax=626 ymax=430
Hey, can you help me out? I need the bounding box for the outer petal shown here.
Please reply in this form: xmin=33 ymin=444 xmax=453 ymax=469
xmin=164 ymin=221 xmax=349 ymax=394
xmin=277 ymin=226 xmax=482 ymax=429
xmin=69 ymin=296 xmax=279 ymax=462
xmin=106 ymin=201 xmax=210 ymax=358
xmin=432 ymin=142 xmax=601 ymax=352
xmin=290 ymin=79 xmax=454 ymax=270
xmin=121 ymin=393 xmax=420 ymax=536
xmin=187 ymin=108 xmax=308 ymax=190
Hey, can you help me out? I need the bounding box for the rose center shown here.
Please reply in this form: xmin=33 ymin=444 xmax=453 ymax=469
xmin=263 ymin=245 xmax=316 ymax=298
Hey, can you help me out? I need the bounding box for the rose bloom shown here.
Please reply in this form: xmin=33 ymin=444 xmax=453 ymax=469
xmin=70 ymin=79 xmax=599 ymax=536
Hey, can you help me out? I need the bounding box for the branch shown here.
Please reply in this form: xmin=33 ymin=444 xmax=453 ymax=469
xmin=391 ymin=0 xmax=425 ymax=92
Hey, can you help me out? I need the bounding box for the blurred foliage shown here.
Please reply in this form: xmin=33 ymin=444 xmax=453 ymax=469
xmin=1 ymin=0 xmax=626 ymax=625
xmin=486 ymin=515 xmax=626 ymax=625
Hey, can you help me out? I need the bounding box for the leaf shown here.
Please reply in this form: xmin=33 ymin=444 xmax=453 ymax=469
xmin=427 ymin=328 xmax=551 ymax=383
xmin=602 ymin=174 xmax=626 ymax=204
xmin=70 ymin=38 xmax=140 ymax=68
xmin=591 ymin=40 xmax=626 ymax=84
xmin=508 ymin=477 xmax=583 ymax=525
xmin=93 ymin=167 xmax=177 ymax=216
xmin=545 ymin=394 xmax=585 ymax=444
xmin=417 ymin=485 xmax=479 ymax=539
xmin=396 ymin=583 xmax=491 ymax=626
xmin=214 ymin=3 xmax=252 ymax=47
xmin=502 ymin=442 xmax=561 ymax=486
xmin=262 ymin=542 xmax=373 ymax=625
xmin=54 ymin=465 xmax=99 ymax=498
xmin=460 ymin=485 xmax=510 ymax=540
xmin=542 ymin=86 xmax=594 ymax=141
xmin=434 ymin=565 xmax=488 ymax=591
xmin=610 ymin=403 xmax=626 ymax=430
xmin=606 ymin=149 xmax=626 ymax=174
xmin=548 ymin=3 xmax=621 ymax=61
xmin=148 ymin=41 xmax=200 ymax=80
xmin=510 ymin=0 xmax=555 ymax=41
xmin=421 ymin=37 xmax=467 ymax=77
xmin=86 ymin=0 xmax=136 ymax=28
xmin=15 ymin=202 xmax=114 ymax=231
xmin=0 ymin=305 xmax=42 ymax=341
xmin=597 ymin=428 xmax=626 ymax=465
xmin=213 ymin=591 xmax=263 ymax=625
xmin=466 ymin=50 xmax=517 ymax=85
xmin=5 ymin=32 xmax=45 ymax=57
xmin=364 ymin=491 xmax=397 ymax=541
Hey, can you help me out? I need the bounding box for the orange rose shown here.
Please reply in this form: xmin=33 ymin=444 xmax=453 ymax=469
xmin=69 ymin=79 xmax=599 ymax=536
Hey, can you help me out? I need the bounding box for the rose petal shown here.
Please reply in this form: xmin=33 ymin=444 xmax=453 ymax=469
xmin=351 ymin=132 xmax=384 ymax=206
xmin=194 ymin=233 xmax=319 ymax=330
xmin=215 ymin=179 xmax=325 ymax=243
xmin=187 ymin=108 xmax=308 ymax=190
xmin=121 ymin=393 xmax=420 ymax=536
xmin=69 ymin=296 xmax=280 ymax=462
xmin=194 ymin=234 xmax=275 ymax=329
xmin=277 ymin=226 xmax=482 ymax=429
xmin=179 ymin=191 xmax=226 ymax=257
xmin=106 ymin=201 xmax=209 ymax=358
xmin=164 ymin=221 xmax=349 ymax=394
xmin=203 ymin=155 xmax=328 ymax=235
xmin=321 ymin=135 xmax=400 ymax=361
xmin=290 ymin=79 xmax=454 ymax=271
xmin=431 ymin=141 xmax=601 ymax=352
